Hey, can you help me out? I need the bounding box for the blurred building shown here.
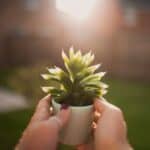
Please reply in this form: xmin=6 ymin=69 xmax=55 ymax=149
xmin=112 ymin=3 xmax=150 ymax=80
xmin=0 ymin=0 xmax=149 ymax=80
xmin=0 ymin=0 xmax=66 ymax=67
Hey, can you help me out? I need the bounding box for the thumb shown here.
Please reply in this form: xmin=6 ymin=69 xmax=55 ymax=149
xmin=48 ymin=107 xmax=70 ymax=130
xmin=94 ymin=98 xmax=117 ymax=113
xmin=56 ymin=107 xmax=71 ymax=128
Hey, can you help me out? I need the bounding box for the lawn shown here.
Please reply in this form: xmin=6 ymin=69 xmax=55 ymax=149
xmin=0 ymin=77 xmax=150 ymax=150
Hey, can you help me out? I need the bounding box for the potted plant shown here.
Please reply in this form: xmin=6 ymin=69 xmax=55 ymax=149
xmin=41 ymin=47 xmax=108 ymax=146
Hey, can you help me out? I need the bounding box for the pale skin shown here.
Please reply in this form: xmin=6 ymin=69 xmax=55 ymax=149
xmin=16 ymin=95 xmax=132 ymax=150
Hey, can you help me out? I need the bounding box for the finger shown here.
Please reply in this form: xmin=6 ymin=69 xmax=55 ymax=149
xmin=36 ymin=94 xmax=51 ymax=111
xmin=94 ymin=99 xmax=105 ymax=113
xmin=48 ymin=107 xmax=70 ymax=130
xmin=94 ymin=98 xmax=124 ymax=125
xmin=93 ymin=110 xmax=101 ymax=123
xmin=56 ymin=108 xmax=70 ymax=127
xmin=92 ymin=121 xmax=97 ymax=130
xmin=31 ymin=94 xmax=51 ymax=123
xmin=94 ymin=98 xmax=117 ymax=113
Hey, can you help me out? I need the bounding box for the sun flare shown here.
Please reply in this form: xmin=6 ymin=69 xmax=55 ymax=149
xmin=56 ymin=0 xmax=97 ymax=20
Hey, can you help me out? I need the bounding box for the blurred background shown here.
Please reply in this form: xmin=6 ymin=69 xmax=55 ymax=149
xmin=0 ymin=0 xmax=150 ymax=149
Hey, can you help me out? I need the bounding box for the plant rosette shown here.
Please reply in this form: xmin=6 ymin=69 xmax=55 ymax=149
xmin=41 ymin=47 xmax=108 ymax=145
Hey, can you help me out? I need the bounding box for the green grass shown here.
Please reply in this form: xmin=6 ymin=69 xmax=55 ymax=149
xmin=0 ymin=69 xmax=15 ymax=89
xmin=0 ymin=109 xmax=33 ymax=150
xmin=0 ymin=78 xmax=150 ymax=150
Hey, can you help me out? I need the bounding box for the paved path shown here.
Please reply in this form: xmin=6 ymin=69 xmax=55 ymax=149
xmin=0 ymin=88 xmax=28 ymax=112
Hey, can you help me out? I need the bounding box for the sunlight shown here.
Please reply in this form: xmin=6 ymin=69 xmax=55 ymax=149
xmin=56 ymin=0 xmax=97 ymax=20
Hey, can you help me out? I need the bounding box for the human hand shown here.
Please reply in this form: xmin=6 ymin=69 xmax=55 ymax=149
xmin=78 ymin=99 xmax=132 ymax=150
xmin=16 ymin=95 xmax=70 ymax=150
xmin=94 ymin=99 xmax=132 ymax=150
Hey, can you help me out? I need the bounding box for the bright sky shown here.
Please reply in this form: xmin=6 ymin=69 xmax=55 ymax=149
xmin=56 ymin=0 xmax=97 ymax=20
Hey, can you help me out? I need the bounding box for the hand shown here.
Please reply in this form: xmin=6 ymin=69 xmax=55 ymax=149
xmin=78 ymin=99 xmax=132 ymax=150
xmin=16 ymin=95 xmax=70 ymax=150
xmin=94 ymin=99 xmax=132 ymax=150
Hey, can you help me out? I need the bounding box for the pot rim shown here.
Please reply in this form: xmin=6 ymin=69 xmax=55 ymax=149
xmin=52 ymin=99 xmax=93 ymax=109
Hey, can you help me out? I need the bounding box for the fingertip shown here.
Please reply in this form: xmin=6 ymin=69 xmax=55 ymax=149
xmin=94 ymin=98 xmax=107 ymax=112
xmin=48 ymin=106 xmax=71 ymax=130
xmin=94 ymin=99 xmax=102 ymax=112
xmin=43 ymin=94 xmax=51 ymax=102
xmin=38 ymin=94 xmax=51 ymax=105
xmin=36 ymin=94 xmax=51 ymax=110
xmin=57 ymin=107 xmax=71 ymax=127
xmin=60 ymin=107 xmax=71 ymax=119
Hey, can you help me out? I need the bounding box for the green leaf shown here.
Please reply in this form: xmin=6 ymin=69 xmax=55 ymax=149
xmin=88 ymin=64 xmax=101 ymax=73
xmin=47 ymin=66 xmax=64 ymax=75
xmin=80 ymin=72 xmax=106 ymax=85
xmin=83 ymin=51 xmax=94 ymax=66
xmin=41 ymin=86 xmax=53 ymax=93
xmin=69 ymin=46 xmax=75 ymax=60
xmin=62 ymin=50 xmax=69 ymax=64
xmin=99 ymin=82 xmax=109 ymax=89
xmin=76 ymin=64 xmax=101 ymax=80
xmin=83 ymin=82 xmax=101 ymax=88
xmin=41 ymin=86 xmax=65 ymax=94
xmin=41 ymin=74 xmax=51 ymax=80
xmin=62 ymin=51 xmax=74 ymax=82
xmin=75 ymin=50 xmax=81 ymax=58
xmin=100 ymin=89 xmax=108 ymax=95
xmin=41 ymin=74 xmax=60 ymax=82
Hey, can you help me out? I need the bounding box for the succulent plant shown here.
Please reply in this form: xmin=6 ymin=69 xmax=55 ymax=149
xmin=41 ymin=47 xmax=108 ymax=106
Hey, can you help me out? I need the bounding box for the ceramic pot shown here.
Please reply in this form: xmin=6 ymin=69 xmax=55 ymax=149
xmin=52 ymin=99 xmax=93 ymax=146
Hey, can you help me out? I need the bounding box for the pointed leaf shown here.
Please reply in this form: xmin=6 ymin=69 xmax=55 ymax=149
xmin=80 ymin=72 xmax=106 ymax=85
xmin=41 ymin=74 xmax=51 ymax=80
xmin=69 ymin=46 xmax=75 ymax=59
xmin=62 ymin=50 xmax=69 ymax=64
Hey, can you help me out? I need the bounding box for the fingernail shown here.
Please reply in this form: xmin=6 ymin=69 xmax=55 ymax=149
xmin=61 ymin=104 xmax=69 ymax=110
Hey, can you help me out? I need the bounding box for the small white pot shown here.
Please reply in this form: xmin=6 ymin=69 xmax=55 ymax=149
xmin=52 ymin=99 xmax=93 ymax=146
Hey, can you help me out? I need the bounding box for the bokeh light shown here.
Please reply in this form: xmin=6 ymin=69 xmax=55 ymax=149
xmin=56 ymin=0 xmax=97 ymax=20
